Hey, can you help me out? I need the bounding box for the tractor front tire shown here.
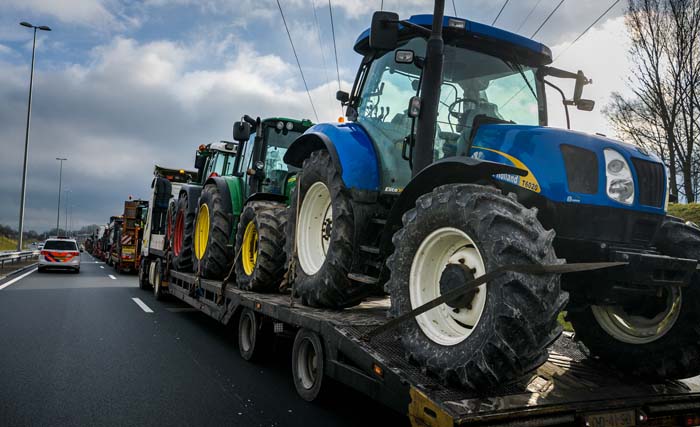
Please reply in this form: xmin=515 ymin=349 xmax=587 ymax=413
xmin=235 ymin=201 xmax=287 ymax=292
xmin=286 ymin=150 xmax=365 ymax=308
xmin=568 ymin=219 xmax=700 ymax=380
xmin=172 ymin=193 xmax=195 ymax=272
xmin=195 ymin=183 xmax=234 ymax=279
xmin=387 ymin=184 xmax=567 ymax=389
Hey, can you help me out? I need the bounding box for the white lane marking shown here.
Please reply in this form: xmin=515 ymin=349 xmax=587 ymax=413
xmin=100 ymin=266 xmax=104 ymax=269
xmin=0 ymin=268 xmax=37 ymax=290
xmin=132 ymin=297 xmax=154 ymax=313
xmin=108 ymin=274 xmax=117 ymax=280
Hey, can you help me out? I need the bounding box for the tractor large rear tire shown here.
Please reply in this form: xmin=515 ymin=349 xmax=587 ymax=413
xmin=387 ymin=184 xmax=567 ymax=389
xmin=568 ymin=219 xmax=700 ymax=380
xmin=172 ymin=193 xmax=195 ymax=272
xmin=235 ymin=201 xmax=287 ymax=292
xmin=286 ymin=150 xmax=366 ymax=308
xmin=195 ymin=183 xmax=234 ymax=279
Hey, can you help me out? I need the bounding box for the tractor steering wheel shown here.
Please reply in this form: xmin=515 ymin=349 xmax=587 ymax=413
xmin=447 ymin=97 xmax=480 ymax=133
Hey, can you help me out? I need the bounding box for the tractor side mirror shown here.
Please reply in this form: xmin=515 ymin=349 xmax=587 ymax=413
xmin=233 ymin=121 xmax=251 ymax=142
xmin=576 ymin=99 xmax=595 ymax=111
xmin=336 ymin=90 xmax=349 ymax=104
xmin=573 ymin=70 xmax=591 ymax=103
xmin=370 ymin=11 xmax=399 ymax=51
xmin=194 ymin=153 xmax=207 ymax=170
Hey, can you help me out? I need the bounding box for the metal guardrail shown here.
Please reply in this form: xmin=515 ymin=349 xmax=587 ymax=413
xmin=0 ymin=250 xmax=39 ymax=269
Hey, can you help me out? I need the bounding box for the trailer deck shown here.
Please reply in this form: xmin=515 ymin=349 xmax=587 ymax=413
xmin=165 ymin=270 xmax=700 ymax=427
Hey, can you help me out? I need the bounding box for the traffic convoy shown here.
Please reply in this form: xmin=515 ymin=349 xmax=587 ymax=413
xmin=85 ymin=2 xmax=700 ymax=425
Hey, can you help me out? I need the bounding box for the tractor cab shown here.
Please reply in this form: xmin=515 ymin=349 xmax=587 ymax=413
xmin=233 ymin=116 xmax=313 ymax=198
xmin=194 ymin=141 xmax=239 ymax=183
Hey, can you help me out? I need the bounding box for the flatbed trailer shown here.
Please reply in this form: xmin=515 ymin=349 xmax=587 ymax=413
xmin=161 ymin=270 xmax=700 ymax=427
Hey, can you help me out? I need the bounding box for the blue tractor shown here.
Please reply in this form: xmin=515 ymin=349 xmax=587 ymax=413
xmin=283 ymin=1 xmax=700 ymax=389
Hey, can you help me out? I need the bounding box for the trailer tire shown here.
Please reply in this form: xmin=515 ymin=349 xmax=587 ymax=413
xmin=238 ymin=308 xmax=268 ymax=361
xmin=236 ymin=201 xmax=287 ymax=292
xmin=286 ymin=150 xmax=365 ymax=308
xmin=292 ymin=329 xmax=325 ymax=402
xmin=387 ymin=183 xmax=567 ymax=389
xmin=172 ymin=193 xmax=195 ymax=272
xmin=195 ymin=183 xmax=234 ymax=279
xmin=569 ymin=219 xmax=700 ymax=380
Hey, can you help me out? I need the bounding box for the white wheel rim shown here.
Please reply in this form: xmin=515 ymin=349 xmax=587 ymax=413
xmin=409 ymin=227 xmax=487 ymax=346
xmin=297 ymin=182 xmax=332 ymax=275
xmin=591 ymin=286 xmax=681 ymax=344
xmin=297 ymin=338 xmax=318 ymax=390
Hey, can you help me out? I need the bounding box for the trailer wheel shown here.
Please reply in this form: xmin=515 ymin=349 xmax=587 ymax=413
xmin=238 ymin=308 xmax=267 ymax=361
xmin=194 ymin=183 xmax=233 ymax=279
xmin=292 ymin=329 xmax=325 ymax=402
xmin=235 ymin=201 xmax=287 ymax=292
xmin=569 ymin=219 xmax=700 ymax=380
xmin=153 ymin=259 xmax=164 ymax=301
xmin=286 ymin=150 xmax=366 ymax=308
xmin=172 ymin=193 xmax=195 ymax=272
xmin=138 ymin=258 xmax=150 ymax=290
xmin=387 ymin=184 xmax=567 ymax=389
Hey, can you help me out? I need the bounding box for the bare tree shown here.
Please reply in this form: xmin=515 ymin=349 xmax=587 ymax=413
xmin=604 ymin=0 xmax=700 ymax=201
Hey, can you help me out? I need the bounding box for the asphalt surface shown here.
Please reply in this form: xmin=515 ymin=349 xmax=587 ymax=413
xmin=0 ymin=254 xmax=407 ymax=426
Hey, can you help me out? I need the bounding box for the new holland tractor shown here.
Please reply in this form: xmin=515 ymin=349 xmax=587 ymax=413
xmin=192 ymin=116 xmax=312 ymax=290
xmin=170 ymin=141 xmax=240 ymax=273
xmin=282 ymin=2 xmax=700 ymax=389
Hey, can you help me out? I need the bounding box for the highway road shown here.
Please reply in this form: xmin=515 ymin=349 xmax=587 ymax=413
xmin=0 ymin=254 xmax=407 ymax=426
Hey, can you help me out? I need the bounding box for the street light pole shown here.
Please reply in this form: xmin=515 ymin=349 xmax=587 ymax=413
xmin=56 ymin=157 xmax=67 ymax=235
xmin=17 ymin=21 xmax=51 ymax=250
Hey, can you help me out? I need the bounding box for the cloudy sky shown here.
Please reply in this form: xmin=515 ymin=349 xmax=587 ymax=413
xmin=0 ymin=0 xmax=629 ymax=232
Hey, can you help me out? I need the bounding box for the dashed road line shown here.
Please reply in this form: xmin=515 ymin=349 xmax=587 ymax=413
xmin=132 ymin=297 xmax=154 ymax=313
xmin=100 ymin=266 xmax=104 ymax=269
xmin=108 ymin=274 xmax=117 ymax=280
xmin=0 ymin=268 xmax=37 ymax=290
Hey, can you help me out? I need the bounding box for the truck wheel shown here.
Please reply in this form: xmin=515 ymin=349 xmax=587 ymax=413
xmin=387 ymin=184 xmax=567 ymax=389
xmin=286 ymin=150 xmax=365 ymax=308
xmin=569 ymin=219 xmax=700 ymax=380
xmin=235 ymin=201 xmax=287 ymax=292
xmin=194 ymin=183 xmax=233 ymax=279
xmin=138 ymin=258 xmax=150 ymax=290
xmin=238 ymin=308 xmax=268 ymax=361
xmin=292 ymin=329 xmax=325 ymax=402
xmin=153 ymin=259 xmax=164 ymax=301
xmin=172 ymin=193 xmax=195 ymax=272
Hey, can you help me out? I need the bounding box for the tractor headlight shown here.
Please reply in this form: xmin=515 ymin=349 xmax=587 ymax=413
xmin=604 ymin=148 xmax=634 ymax=205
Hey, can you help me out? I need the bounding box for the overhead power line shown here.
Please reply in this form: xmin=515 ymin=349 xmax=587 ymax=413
xmin=452 ymin=0 xmax=458 ymax=16
xmin=311 ymin=0 xmax=334 ymax=105
xmin=275 ymin=0 xmax=319 ymax=121
xmin=531 ymin=0 xmax=566 ymax=38
xmin=515 ymin=0 xmax=543 ymax=33
xmin=328 ymin=0 xmax=342 ymax=92
xmin=492 ymin=0 xmax=510 ymax=26
xmin=554 ymin=0 xmax=622 ymax=61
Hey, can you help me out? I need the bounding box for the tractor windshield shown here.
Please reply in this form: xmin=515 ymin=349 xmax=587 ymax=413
xmin=262 ymin=124 xmax=304 ymax=195
xmin=356 ymin=37 xmax=542 ymax=190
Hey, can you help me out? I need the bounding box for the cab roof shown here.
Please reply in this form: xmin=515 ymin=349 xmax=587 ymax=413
xmin=354 ymin=14 xmax=552 ymax=65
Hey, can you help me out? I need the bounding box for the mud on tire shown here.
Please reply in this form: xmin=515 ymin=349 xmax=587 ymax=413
xmin=387 ymin=183 xmax=567 ymax=389
xmin=196 ymin=183 xmax=234 ymax=279
xmin=235 ymin=201 xmax=287 ymax=292
xmin=286 ymin=150 xmax=367 ymax=308
xmin=568 ymin=219 xmax=700 ymax=380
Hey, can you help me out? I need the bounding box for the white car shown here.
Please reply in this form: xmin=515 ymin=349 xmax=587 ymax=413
xmin=38 ymin=238 xmax=81 ymax=273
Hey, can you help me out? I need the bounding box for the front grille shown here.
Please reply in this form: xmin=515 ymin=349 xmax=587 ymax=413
xmin=631 ymin=158 xmax=665 ymax=207
xmin=560 ymin=145 xmax=598 ymax=194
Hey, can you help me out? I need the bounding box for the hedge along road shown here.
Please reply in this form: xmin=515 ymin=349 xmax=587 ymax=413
xmin=0 ymin=252 xmax=406 ymax=426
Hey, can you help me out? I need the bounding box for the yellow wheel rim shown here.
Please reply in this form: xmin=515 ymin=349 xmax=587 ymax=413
xmin=194 ymin=203 xmax=210 ymax=261
xmin=242 ymin=220 xmax=258 ymax=275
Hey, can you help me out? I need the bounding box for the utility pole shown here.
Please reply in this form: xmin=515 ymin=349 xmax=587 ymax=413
xmin=17 ymin=21 xmax=51 ymax=250
xmin=56 ymin=157 xmax=67 ymax=235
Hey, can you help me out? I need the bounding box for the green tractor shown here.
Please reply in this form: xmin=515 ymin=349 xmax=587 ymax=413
xmin=192 ymin=116 xmax=313 ymax=290
xmin=170 ymin=141 xmax=240 ymax=273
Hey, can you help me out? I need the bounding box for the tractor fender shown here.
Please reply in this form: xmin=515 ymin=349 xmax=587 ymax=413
xmin=178 ymin=184 xmax=203 ymax=213
xmin=203 ymin=176 xmax=241 ymax=219
xmin=380 ymin=157 xmax=527 ymax=252
xmin=283 ymin=123 xmax=381 ymax=192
